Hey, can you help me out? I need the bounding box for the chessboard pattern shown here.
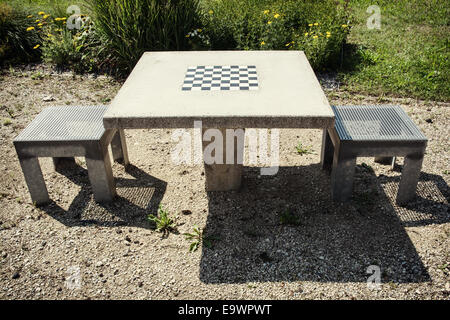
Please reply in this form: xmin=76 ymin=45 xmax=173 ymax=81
xmin=182 ymin=65 xmax=259 ymax=91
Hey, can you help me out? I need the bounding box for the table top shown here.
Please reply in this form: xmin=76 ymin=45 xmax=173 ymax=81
xmin=103 ymin=51 xmax=334 ymax=129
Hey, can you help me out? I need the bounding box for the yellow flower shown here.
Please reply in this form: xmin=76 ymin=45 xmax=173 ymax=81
xmin=185 ymin=34 xmax=190 ymax=38
xmin=285 ymin=42 xmax=290 ymax=47
xmin=267 ymin=21 xmax=272 ymax=25
xmin=208 ymin=10 xmax=214 ymax=15
xmin=43 ymin=14 xmax=50 ymax=19
xmin=38 ymin=11 xmax=45 ymax=15
xmin=274 ymin=13 xmax=280 ymax=19
xmin=35 ymin=19 xmax=40 ymax=22
xmin=304 ymin=32 xmax=308 ymax=36
xmin=33 ymin=44 xmax=40 ymax=49
xmin=27 ymin=15 xmax=33 ymax=18
xmin=313 ymin=35 xmax=318 ymax=39
xmin=37 ymin=23 xmax=43 ymax=27
xmin=55 ymin=28 xmax=62 ymax=32
xmin=197 ymin=28 xmax=202 ymax=32
xmin=26 ymin=26 xmax=35 ymax=31
xmin=314 ymin=22 xmax=319 ymax=26
xmin=326 ymin=31 xmax=331 ymax=35
xmin=260 ymin=41 xmax=265 ymax=46
xmin=47 ymin=33 xmax=53 ymax=37
xmin=342 ymin=24 xmax=348 ymax=28
xmin=263 ymin=10 xmax=269 ymax=15
xmin=308 ymin=23 xmax=313 ymax=27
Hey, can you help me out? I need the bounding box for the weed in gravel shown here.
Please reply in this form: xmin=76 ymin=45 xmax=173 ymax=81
xmin=360 ymin=162 xmax=373 ymax=172
xmin=295 ymin=141 xmax=314 ymax=155
xmin=279 ymin=209 xmax=301 ymax=226
xmin=3 ymin=118 xmax=12 ymax=126
xmin=30 ymin=71 xmax=44 ymax=80
xmin=184 ymin=225 xmax=218 ymax=252
xmin=147 ymin=204 xmax=177 ymax=235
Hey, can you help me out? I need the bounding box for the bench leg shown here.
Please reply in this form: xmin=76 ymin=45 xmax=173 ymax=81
xmin=18 ymin=156 xmax=50 ymax=205
xmin=53 ymin=157 xmax=76 ymax=172
xmin=86 ymin=144 xmax=116 ymax=203
xmin=321 ymin=128 xmax=334 ymax=170
xmin=396 ymin=154 xmax=424 ymax=205
xmin=331 ymin=147 xmax=356 ymax=202
xmin=111 ymin=129 xmax=129 ymax=166
xmin=375 ymin=156 xmax=396 ymax=169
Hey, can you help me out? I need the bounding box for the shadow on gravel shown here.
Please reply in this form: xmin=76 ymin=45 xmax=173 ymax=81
xmin=40 ymin=164 xmax=166 ymax=229
xmin=199 ymin=163 xmax=438 ymax=284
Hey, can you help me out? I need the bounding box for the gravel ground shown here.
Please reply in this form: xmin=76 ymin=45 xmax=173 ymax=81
xmin=0 ymin=64 xmax=449 ymax=300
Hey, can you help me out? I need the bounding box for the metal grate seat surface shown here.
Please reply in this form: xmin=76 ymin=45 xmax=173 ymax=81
xmin=14 ymin=106 xmax=107 ymax=142
xmin=332 ymin=105 xmax=427 ymax=141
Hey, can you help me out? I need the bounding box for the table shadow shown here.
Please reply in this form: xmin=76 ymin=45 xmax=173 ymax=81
xmin=199 ymin=163 xmax=438 ymax=284
xmin=39 ymin=164 xmax=167 ymax=229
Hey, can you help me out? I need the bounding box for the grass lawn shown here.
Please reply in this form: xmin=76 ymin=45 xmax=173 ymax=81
xmin=340 ymin=0 xmax=449 ymax=102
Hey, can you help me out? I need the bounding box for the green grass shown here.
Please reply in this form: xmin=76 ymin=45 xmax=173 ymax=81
xmin=339 ymin=0 xmax=450 ymax=102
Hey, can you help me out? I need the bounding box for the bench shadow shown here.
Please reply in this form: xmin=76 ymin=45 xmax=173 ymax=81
xmin=40 ymin=164 xmax=167 ymax=229
xmin=199 ymin=163 xmax=438 ymax=284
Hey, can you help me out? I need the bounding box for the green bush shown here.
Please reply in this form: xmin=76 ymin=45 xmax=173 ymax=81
xmin=201 ymin=0 xmax=351 ymax=70
xmin=0 ymin=2 xmax=41 ymax=64
xmin=39 ymin=14 xmax=106 ymax=73
xmin=87 ymin=0 xmax=203 ymax=74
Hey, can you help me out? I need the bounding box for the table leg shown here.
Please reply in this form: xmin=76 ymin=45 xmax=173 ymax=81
xmin=321 ymin=128 xmax=334 ymax=170
xmin=202 ymin=128 xmax=244 ymax=191
xmin=111 ymin=129 xmax=130 ymax=166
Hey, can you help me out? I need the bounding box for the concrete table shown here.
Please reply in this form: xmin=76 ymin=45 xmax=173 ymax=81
xmin=103 ymin=51 xmax=334 ymax=191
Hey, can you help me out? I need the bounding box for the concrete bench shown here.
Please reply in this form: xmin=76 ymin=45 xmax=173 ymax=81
xmin=13 ymin=105 xmax=129 ymax=205
xmin=321 ymin=105 xmax=427 ymax=205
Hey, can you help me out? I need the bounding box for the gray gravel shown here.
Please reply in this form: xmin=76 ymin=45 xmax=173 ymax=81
xmin=0 ymin=65 xmax=449 ymax=299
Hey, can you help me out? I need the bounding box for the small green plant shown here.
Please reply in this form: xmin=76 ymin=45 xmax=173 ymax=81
xmin=361 ymin=162 xmax=373 ymax=171
xmin=147 ymin=204 xmax=177 ymax=234
xmin=279 ymin=209 xmax=301 ymax=226
xmin=184 ymin=225 xmax=218 ymax=252
xmin=30 ymin=71 xmax=44 ymax=80
xmin=3 ymin=118 xmax=12 ymax=126
xmin=295 ymin=141 xmax=314 ymax=155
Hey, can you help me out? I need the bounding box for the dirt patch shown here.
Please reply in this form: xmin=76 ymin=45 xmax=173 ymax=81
xmin=0 ymin=65 xmax=448 ymax=299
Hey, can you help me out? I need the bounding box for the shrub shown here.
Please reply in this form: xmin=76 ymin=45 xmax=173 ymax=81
xmin=201 ymin=0 xmax=351 ymax=70
xmin=87 ymin=0 xmax=203 ymax=74
xmin=0 ymin=3 xmax=41 ymax=64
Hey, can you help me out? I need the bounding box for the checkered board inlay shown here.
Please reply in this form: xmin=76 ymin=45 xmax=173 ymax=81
xmin=182 ymin=65 xmax=258 ymax=91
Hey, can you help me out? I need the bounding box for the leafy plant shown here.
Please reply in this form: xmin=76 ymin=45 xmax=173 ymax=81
xmin=202 ymin=0 xmax=351 ymax=70
xmin=184 ymin=225 xmax=218 ymax=252
xmin=87 ymin=0 xmax=202 ymax=74
xmin=295 ymin=141 xmax=314 ymax=155
xmin=279 ymin=209 xmax=301 ymax=226
xmin=148 ymin=204 xmax=177 ymax=234
xmin=0 ymin=2 xmax=41 ymax=64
